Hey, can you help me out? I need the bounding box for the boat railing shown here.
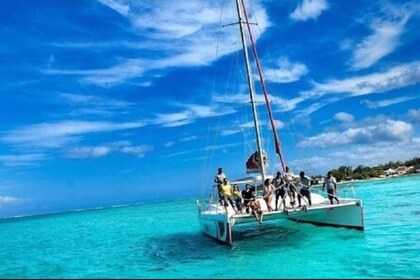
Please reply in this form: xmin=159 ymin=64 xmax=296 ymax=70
xmin=338 ymin=183 xmax=356 ymax=198
xmin=198 ymin=185 xmax=227 ymax=214
xmin=209 ymin=184 xmax=220 ymax=204
xmin=310 ymin=183 xmax=357 ymax=199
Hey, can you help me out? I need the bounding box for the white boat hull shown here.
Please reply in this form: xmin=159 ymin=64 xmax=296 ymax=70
xmin=286 ymin=199 xmax=364 ymax=230
xmin=197 ymin=196 xmax=364 ymax=245
xmin=198 ymin=211 xmax=233 ymax=245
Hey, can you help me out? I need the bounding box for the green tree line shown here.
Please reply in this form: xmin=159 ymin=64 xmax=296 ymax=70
xmin=315 ymin=157 xmax=420 ymax=182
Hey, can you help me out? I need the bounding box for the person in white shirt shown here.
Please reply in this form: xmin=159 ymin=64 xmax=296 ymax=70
xmin=323 ymin=171 xmax=340 ymax=204
xmin=214 ymin=167 xmax=226 ymax=185
xmin=214 ymin=167 xmax=227 ymax=205
xmin=283 ymin=166 xmax=298 ymax=206
xmin=298 ymin=171 xmax=314 ymax=207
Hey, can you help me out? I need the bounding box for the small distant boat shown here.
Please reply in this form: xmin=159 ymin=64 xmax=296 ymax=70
xmin=196 ymin=0 xmax=364 ymax=245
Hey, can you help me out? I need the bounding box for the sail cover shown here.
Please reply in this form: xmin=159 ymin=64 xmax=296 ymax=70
xmin=246 ymin=151 xmax=268 ymax=170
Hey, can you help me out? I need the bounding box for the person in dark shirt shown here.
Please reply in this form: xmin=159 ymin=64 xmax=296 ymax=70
xmin=242 ymin=183 xmax=255 ymax=214
xmin=273 ymin=171 xmax=286 ymax=211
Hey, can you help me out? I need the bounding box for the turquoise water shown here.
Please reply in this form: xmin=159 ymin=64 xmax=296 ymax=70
xmin=1 ymin=175 xmax=419 ymax=279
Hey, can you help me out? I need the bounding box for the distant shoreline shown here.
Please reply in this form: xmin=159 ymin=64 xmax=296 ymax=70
xmin=313 ymin=173 xmax=420 ymax=187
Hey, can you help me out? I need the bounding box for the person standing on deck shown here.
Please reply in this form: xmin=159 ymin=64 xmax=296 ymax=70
xmin=214 ymin=167 xmax=226 ymax=205
xmin=273 ymin=171 xmax=286 ymax=211
xmin=214 ymin=167 xmax=226 ymax=184
xmin=283 ymin=166 xmax=298 ymax=206
xmin=298 ymin=171 xmax=314 ymax=207
xmin=220 ymin=178 xmax=237 ymax=214
xmin=323 ymin=171 xmax=340 ymax=205
xmin=263 ymin=178 xmax=274 ymax=212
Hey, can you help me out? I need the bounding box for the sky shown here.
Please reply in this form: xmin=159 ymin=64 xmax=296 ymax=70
xmin=0 ymin=0 xmax=419 ymax=218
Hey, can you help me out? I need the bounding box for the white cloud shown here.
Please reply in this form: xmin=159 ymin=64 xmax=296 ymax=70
xmin=153 ymin=111 xmax=194 ymax=128
xmin=303 ymin=61 xmax=420 ymax=98
xmin=361 ymin=95 xmax=419 ymax=109
xmin=59 ymin=93 xmax=132 ymax=108
xmin=334 ymin=112 xmax=354 ymax=122
xmin=0 ymin=154 xmax=48 ymax=166
xmin=47 ymin=54 xmax=55 ymax=68
xmin=97 ymin=0 xmax=130 ymax=16
xmin=2 ymin=120 xmax=146 ymax=148
xmin=298 ymin=117 xmax=412 ymax=148
xmin=65 ymin=146 xmax=112 ymax=158
xmin=162 ymin=150 xmax=192 ymax=158
xmin=408 ymin=109 xmax=420 ymax=124
xmin=278 ymin=62 xmax=419 ymax=116
xmin=220 ymin=121 xmax=255 ymax=136
xmin=44 ymin=59 xmax=146 ymax=87
xmin=0 ymin=196 xmax=22 ymax=208
xmin=273 ymin=120 xmax=285 ymax=130
xmin=65 ymin=144 xmax=153 ymax=159
xmin=153 ymin=103 xmax=236 ymax=128
xmin=179 ymin=136 xmax=197 ymax=142
xmin=121 ymin=145 xmax=153 ymax=157
xmin=202 ymin=142 xmax=241 ymax=152
xmin=58 ymin=93 xmax=133 ymax=117
xmin=213 ymin=93 xmax=286 ymax=106
xmin=48 ymin=1 xmax=269 ymax=87
xmin=164 ymin=141 xmax=175 ymax=148
xmin=278 ymin=62 xmax=419 ymax=114
xmin=294 ymin=101 xmax=329 ymax=117
xmin=350 ymin=8 xmax=410 ymax=70
xmin=290 ymin=0 xmax=329 ymax=21
xmin=263 ymin=57 xmax=308 ymax=83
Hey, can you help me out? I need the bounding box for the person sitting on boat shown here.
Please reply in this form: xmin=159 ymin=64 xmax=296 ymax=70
xmin=273 ymin=171 xmax=286 ymax=211
xmin=242 ymin=183 xmax=255 ymax=214
xmin=220 ymin=178 xmax=237 ymax=214
xmin=283 ymin=166 xmax=298 ymax=206
xmin=232 ymin=185 xmax=244 ymax=214
xmin=214 ymin=167 xmax=226 ymax=205
xmin=323 ymin=171 xmax=340 ymax=205
xmin=262 ymin=178 xmax=274 ymax=212
xmin=297 ymin=171 xmax=314 ymax=208
xmin=249 ymin=197 xmax=263 ymax=223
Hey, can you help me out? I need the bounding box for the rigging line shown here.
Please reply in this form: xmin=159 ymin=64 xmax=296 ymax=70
xmin=206 ymin=31 xmax=242 ymax=191
xmin=200 ymin=0 xmax=228 ymax=196
xmin=247 ymin=2 xmax=314 ymax=177
xmin=240 ymin=0 xmax=287 ymax=173
xmin=246 ymin=1 xmax=313 ymax=176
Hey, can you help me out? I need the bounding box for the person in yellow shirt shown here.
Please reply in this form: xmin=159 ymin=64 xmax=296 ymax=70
xmin=232 ymin=185 xmax=244 ymax=214
xmin=220 ymin=178 xmax=236 ymax=213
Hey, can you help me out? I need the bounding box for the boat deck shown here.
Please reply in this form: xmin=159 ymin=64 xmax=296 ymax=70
xmin=229 ymin=196 xmax=361 ymax=225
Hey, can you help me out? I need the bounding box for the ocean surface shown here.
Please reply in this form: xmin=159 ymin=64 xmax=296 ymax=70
xmin=1 ymin=175 xmax=419 ymax=279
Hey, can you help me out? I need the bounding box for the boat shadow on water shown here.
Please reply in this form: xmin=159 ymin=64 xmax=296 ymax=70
xmin=138 ymin=232 xmax=233 ymax=271
xmin=137 ymin=221 xmax=365 ymax=273
xmin=142 ymin=221 xmax=307 ymax=258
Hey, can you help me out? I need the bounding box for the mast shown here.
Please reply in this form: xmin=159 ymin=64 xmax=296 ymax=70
xmin=234 ymin=0 xmax=266 ymax=182
xmin=239 ymin=0 xmax=287 ymax=172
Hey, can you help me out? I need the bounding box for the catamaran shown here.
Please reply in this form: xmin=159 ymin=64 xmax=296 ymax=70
xmin=196 ymin=0 xmax=364 ymax=245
